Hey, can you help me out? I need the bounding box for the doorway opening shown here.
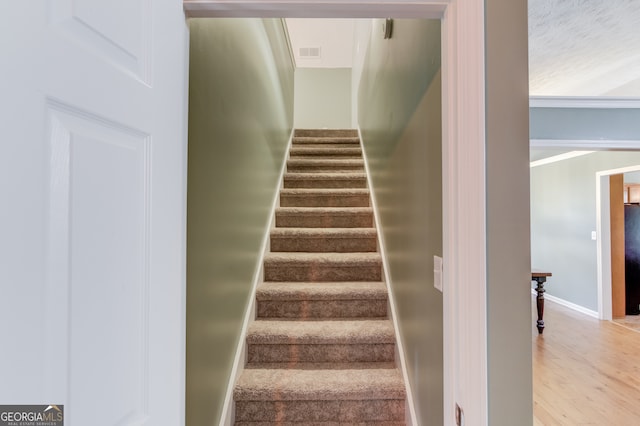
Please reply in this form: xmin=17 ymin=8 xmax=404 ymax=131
xmin=183 ymin=1 xmax=491 ymax=425
xmin=597 ymin=163 xmax=640 ymax=322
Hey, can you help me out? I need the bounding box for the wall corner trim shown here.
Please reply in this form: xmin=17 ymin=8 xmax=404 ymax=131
xmin=281 ymin=18 xmax=296 ymax=69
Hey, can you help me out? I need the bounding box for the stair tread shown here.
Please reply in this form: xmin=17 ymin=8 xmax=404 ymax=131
xmin=256 ymin=282 xmax=387 ymax=301
xmin=294 ymin=129 xmax=358 ymax=138
xmin=264 ymin=252 xmax=381 ymax=264
xmin=247 ymin=320 xmax=394 ymax=344
xmin=245 ymin=361 xmax=396 ymax=370
xmin=234 ymin=368 xmax=406 ymax=401
xmin=284 ymin=172 xmax=366 ymax=180
xmin=271 ymin=228 xmax=377 ymax=238
xmin=235 ymin=422 xmax=405 ymax=426
xmin=288 ymin=159 xmax=364 ymax=165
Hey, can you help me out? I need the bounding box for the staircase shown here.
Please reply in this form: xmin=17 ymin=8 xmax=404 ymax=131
xmin=233 ymin=129 xmax=407 ymax=425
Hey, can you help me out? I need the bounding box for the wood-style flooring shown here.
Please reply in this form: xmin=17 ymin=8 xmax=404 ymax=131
xmin=533 ymin=299 xmax=640 ymax=425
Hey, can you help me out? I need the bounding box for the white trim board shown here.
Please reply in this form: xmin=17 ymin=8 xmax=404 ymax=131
xmin=183 ymin=0 xmax=447 ymax=18
xmin=530 ymin=96 xmax=640 ymax=109
xmin=531 ymin=139 xmax=640 ymax=150
xmin=218 ymin=129 xmax=294 ymax=426
xmin=358 ymin=128 xmax=418 ymax=426
xmin=530 ymin=289 xmax=599 ymax=319
xmin=280 ymin=18 xmax=296 ymax=69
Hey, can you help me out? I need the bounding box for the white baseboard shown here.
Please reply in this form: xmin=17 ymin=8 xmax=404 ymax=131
xmin=358 ymin=127 xmax=418 ymax=426
xmin=531 ymin=289 xmax=599 ymax=319
xmin=218 ymin=129 xmax=294 ymax=426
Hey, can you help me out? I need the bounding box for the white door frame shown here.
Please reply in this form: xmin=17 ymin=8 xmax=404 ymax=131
xmin=597 ymin=163 xmax=640 ymax=320
xmin=185 ymin=1 xmax=488 ymax=424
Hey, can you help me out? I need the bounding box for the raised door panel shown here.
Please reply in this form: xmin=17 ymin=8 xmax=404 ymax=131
xmin=45 ymin=103 xmax=150 ymax=425
xmin=48 ymin=0 xmax=151 ymax=81
xmin=629 ymin=185 xmax=640 ymax=204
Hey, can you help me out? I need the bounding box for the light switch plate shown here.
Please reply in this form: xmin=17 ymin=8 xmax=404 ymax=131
xmin=591 ymin=231 xmax=597 ymax=241
xmin=434 ymin=255 xmax=443 ymax=292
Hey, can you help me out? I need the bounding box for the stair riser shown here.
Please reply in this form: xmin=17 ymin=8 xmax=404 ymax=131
xmin=290 ymin=155 xmax=364 ymax=162
xmin=284 ymin=178 xmax=367 ymax=189
xmin=287 ymin=164 xmax=365 ymax=173
xmin=294 ymin=129 xmax=358 ymax=138
xmin=257 ymin=299 xmax=387 ymax=319
xmin=292 ymin=143 xmax=361 ymax=149
xmin=247 ymin=343 xmax=394 ymax=364
xmin=275 ymin=212 xmax=373 ymax=228
xmin=280 ymin=194 xmax=370 ymax=208
xmin=271 ymin=236 xmax=377 ymax=252
xmin=235 ymin=399 xmax=404 ymax=422
xmin=235 ymin=422 xmax=406 ymax=426
xmin=264 ymin=264 xmax=382 ymax=282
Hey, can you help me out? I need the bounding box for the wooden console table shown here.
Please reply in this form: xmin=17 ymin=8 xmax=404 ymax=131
xmin=532 ymin=271 xmax=552 ymax=334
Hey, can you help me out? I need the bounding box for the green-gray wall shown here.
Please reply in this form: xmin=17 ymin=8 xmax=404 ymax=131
xmin=531 ymin=107 xmax=640 ymax=141
xmin=531 ymin=152 xmax=640 ymax=311
xmin=294 ymin=68 xmax=352 ymax=128
xmin=357 ymin=19 xmax=443 ymax=425
xmin=186 ymin=18 xmax=294 ymax=425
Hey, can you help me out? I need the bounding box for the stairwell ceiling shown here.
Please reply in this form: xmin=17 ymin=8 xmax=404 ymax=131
xmin=287 ymin=2 xmax=640 ymax=95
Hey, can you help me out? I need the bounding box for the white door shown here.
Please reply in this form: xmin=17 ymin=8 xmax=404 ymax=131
xmin=0 ymin=2 xmax=188 ymax=425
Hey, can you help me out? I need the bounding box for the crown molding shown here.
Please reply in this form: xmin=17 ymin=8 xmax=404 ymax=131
xmin=530 ymin=138 xmax=640 ymax=150
xmin=530 ymin=96 xmax=640 ymax=109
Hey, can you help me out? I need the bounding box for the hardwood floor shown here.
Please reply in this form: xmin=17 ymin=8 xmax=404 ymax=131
xmin=533 ymin=299 xmax=640 ymax=425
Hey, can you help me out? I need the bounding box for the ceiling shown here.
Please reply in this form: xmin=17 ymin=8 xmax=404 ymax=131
xmin=287 ymin=1 xmax=640 ymax=96
xmin=528 ymin=0 xmax=640 ymax=96
xmin=286 ymin=19 xmax=356 ymax=68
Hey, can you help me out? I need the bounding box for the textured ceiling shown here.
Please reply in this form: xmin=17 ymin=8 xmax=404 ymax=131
xmin=529 ymin=0 xmax=640 ymax=96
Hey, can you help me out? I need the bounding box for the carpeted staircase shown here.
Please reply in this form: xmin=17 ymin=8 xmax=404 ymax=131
xmin=233 ymin=129 xmax=407 ymax=425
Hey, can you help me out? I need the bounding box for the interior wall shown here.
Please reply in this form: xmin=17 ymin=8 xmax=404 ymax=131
xmin=485 ymin=0 xmax=532 ymax=423
xmin=294 ymin=67 xmax=352 ymax=128
xmin=531 ymin=152 xmax=640 ymax=311
xmin=357 ymin=19 xmax=443 ymax=426
xmin=531 ymin=107 xmax=640 ymax=141
xmin=186 ymin=18 xmax=294 ymax=425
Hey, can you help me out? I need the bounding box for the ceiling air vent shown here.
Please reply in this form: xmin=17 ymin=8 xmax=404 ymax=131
xmin=298 ymin=46 xmax=321 ymax=59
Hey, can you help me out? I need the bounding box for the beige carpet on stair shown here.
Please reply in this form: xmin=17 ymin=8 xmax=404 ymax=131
xmin=232 ymin=129 xmax=408 ymax=425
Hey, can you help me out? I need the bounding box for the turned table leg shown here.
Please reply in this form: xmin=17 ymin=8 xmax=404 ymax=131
xmin=534 ymin=277 xmax=546 ymax=334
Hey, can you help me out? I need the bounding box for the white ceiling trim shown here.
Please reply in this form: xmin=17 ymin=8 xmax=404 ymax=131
xmin=183 ymin=0 xmax=448 ymax=18
xmin=530 ymin=96 xmax=640 ymax=109
xmin=531 ymin=138 xmax=640 ymax=150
